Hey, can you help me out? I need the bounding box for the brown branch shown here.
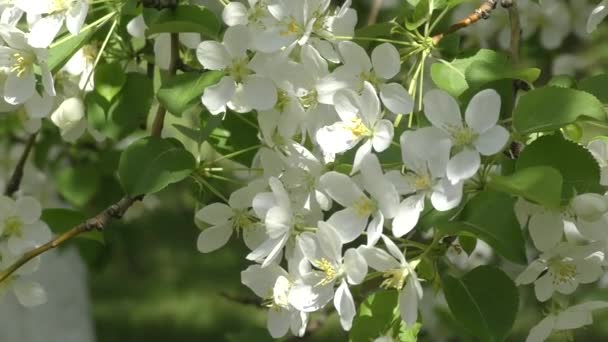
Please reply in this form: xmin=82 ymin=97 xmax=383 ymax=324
xmin=0 ymin=30 xmax=182 ymax=282
xmin=432 ymin=0 xmax=498 ymax=45
xmin=367 ymin=0 xmax=383 ymax=25
xmin=0 ymin=196 xmax=138 ymax=283
xmin=151 ymin=32 xmax=179 ymax=137
xmin=4 ymin=132 xmax=38 ymax=197
xmin=504 ymin=0 xmax=521 ymax=64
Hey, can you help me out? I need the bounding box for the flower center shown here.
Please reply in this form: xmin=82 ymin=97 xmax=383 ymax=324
xmin=82 ymin=44 xmax=98 ymax=64
xmin=413 ymin=173 xmax=432 ymax=191
xmin=548 ymin=259 xmax=577 ymax=285
xmin=53 ymin=0 xmax=71 ymax=12
xmin=349 ymin=118 xmax=370 ymax=137
xmin=300 ymin=90 xmax=318 ymax=110
xmin=449 ymin=126 xmax=478 ymax=148
xmin=275 ymin=91 xmax=290 ymax=112
xmin=3 ymin=216 xmax=23 ymax=238
xmin=10 ymin=52 xmax=34 ymax=77
xmin=381 ymin=268 xmax=407 ymax=290
xmin=228 ymin=57 xmax=251 ymax=83
xmin=281 ymin=17 xmax=302 ymax=37
xmin=352 ymin=196 xmax=376 ymax=217
xmin=314 ymin=258 xmax=339 ymax=286
xmin=361 ymin=71 xmax=380 ymax=86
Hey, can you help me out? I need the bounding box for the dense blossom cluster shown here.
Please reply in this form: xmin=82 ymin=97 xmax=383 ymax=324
xmin=0 ymin=0 xmax=608 ymax=341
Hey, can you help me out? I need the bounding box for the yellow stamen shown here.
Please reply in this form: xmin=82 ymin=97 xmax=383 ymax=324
xmin=352 ymin=196 xmax=376 ymax=217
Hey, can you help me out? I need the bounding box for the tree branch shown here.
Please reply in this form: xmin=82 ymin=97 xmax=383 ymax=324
xmin=4 ymin=132 xmax=38 ymax=197
xmin=0 ymin=27 xmax=182 ymax=283
xmin=504 ymin=0 xmax=521 ymax=64
xmin=432 ymin=0 xmax=498 ymax=44
xmin=367 ymin=0 xmax=383 ymax=25
xmin=0 ymin=196 xmax=138 ymax=283
xmin=151 ymin=32 xmax=179 ymax=137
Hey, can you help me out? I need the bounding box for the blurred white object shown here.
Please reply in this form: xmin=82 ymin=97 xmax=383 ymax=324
xmin=0 ymin=248 xmax=95 ymax=342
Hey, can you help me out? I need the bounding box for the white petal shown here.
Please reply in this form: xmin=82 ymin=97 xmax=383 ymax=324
xmin=399 ymin=280 xmax=419 ymax=326
xmin=392 ymin=195 xmax=425 ymax=238
xmin=319 ymin=172 xmax=364 ymax=207
xmin=338 ymin=41 xmax=371 ymax=73
xmin=465 ymin=89 xmax=501 ymax=134
xmin=13 ymin=279 xmax=47 ymax=307
xmin=27 ymin=14 xmax=63 ymax=48
xmin=358 ymin=246 xmax=401 ymax=271
xmin=534 ymin=273 xmax=554 ymax=302
xmin=222 ymin=2 xmax=249 ymax=27
xmin=334 ymin=280 xmax=356 ymax=331
xmin=317 ymin=221 xmax=343 ymax=262
xmin=202 ymin=76 xmax=236 ymax=115
xmin=265 ymin=206 xmax=292 ymax=238
xmin=351 ymin=140 xmax=373 ymax=175
xmin=241 ymin=264 xmax=287 ymax=297
xmin=372 ymin=119 xmax=394 ymax=152
xmin=475 ymin=125 xmax=509 ymax=156
xmin=526 ymin=316 xmax=556 ymax=342
xmin=267 ymin=309 xmax=291 ymax=338
xmin=528 ymin=213 xmax=563 ymax=252
xmin=366 ymin=213 xmax=384 ymax=247
xmin=65 ymin=0 xmax=88 ymax=35
xmin=327 ymin=208 xmax=368 ymax=243
xmin=24 ymin=91 xmax=54 ymax=119
xmin=423 ymin=89 xmax=462 ymax=131
xmin=515 ymin=260 xmax=546 ymax=285
xmin=241 ymin=75 xmax=277 ymax=111
xmin=4 ymin=72 xmax=35 ymax=105
xmin=446 ymin=149 xmax=481 ymax=184
xmin=379 ymin=83 xmax=414 ymax=114
xmin=127 ymin=15 xmax=147 ymax=38
xmin=223 ymin=25 xmax=251 ymax=57
xmin=344 ymin=248 xmax=367 ymax=285
xmin=196 ymin=40 xmax=230 ymax=70
xmin=371 ymin=43 xmax=400 ymax=80
xmin=333 ymin=88 xmax=360 ymax=122
xmin=430 ymin=179 xmax=463 ymax=211
xmin=195 ymin=203 xmax=233 ymax=225
xmin=288 ymin=276 xmax=333 ymax=312
xmin=360 ymin=153 xmax=400 ymax=218
xmin=360 ymin=82 xmax=381 ymax=126
xmin=196 ymin=223 xmax=233 ymax=253
xmin=16 ymin=196 xmax=41 ymax=223
xmin=587 ymin=1 xmax=608 ymax=33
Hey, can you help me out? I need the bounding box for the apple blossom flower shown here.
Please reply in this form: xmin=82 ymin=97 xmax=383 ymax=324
xmin=0 ymin=24 xmax=55 ymax=105
xmin=516 ymin=242 xmax=605 ymax=302
xmin=16 ymin=0 xmax=89 ymax=48
xmin=0 ymin=196 xmax=51 ymax=255
xmin=319 ymin=153 xmax=400 ymax=246
xmin=359 ymin=235 xmax=423 ymax=327
xmin=291 ymin=222 xmax=367 ymax=330
xmin=526 ymin=301 xmax=608 ymax=342
xmin=388 ymin=129 xmax=463 ymax=238
xmin=316 ymin=82 xmax=394 ymax=173
xmin=196 ymin=25 xmax=277 ymax=114
xmin=423 ymin=89 xmax=509 ymax=184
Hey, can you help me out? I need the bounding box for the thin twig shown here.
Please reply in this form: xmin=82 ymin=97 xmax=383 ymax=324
xmin=367 ymin=0 xmax=384 ymax=25
xmin=0 ymin=27 xmax=182 ymax=282
xmin=4 ymin=132 xmax=38 ymax=197
xmin=151 ymin=32 xmax=179 ymax=137
xmin=0 ymin=196 xmax=138 ymax=283
xmin=505 ymin=0 xmax=521 ymax=64
xmin=432 ymin=0 xmax=498 ymax=44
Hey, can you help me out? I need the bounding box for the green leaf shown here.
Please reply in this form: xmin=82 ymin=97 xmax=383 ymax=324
xmin=41 ymin=209 xmax=104 ymax=243
xmin=94 ymin=63 xmax=126 ymax=104
xmin=488 ymin=166 xmax=563 ymax=209
xmin=442 ymin=265 xmax=519 ymax=342
xmin=95 ymin=72 xmax=154 ymax=140
xmin=406 ymin=0 xmax=430 ymax=30
xmin=351 ymin=290 xmax=401 ymax=342
xmin=431 ymin=49 xmax=540 ymax=97
xmin=516 ymin=134 xmax=602 ymax=200
xmin=143 ymin=5 xmax=220 ymax=39
xmin=48 ymin=28 xmax=96 ymax=74
xmin=438 ymin=191 xmax=526 ymax=264
xmin=118 ymin=137 xmax=196 ymax=196
xmin=157 ymin=71 xmax=223 ymax=116
xmin=56 ymin=165 xmax=101 ymax=207
xmin=579 ymin=73 xmax=608 ymax=104
xmin=513 ymin=87 xmax=607 ymax=134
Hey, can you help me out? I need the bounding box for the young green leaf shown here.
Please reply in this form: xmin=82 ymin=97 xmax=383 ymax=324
xmin=157 ymin=71 xmax=223 ymax=116
xmin=489 ymin=166 xmax=563 ymax=209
